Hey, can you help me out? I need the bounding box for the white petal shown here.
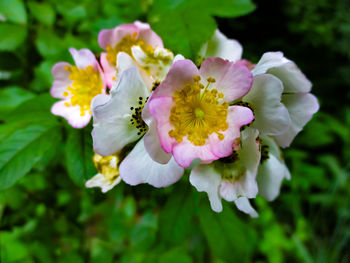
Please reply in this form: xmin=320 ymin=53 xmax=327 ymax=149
xmin=119 ymin=139 xmax=184 ymax=187
xmin=92 ymin=115 xmax=138 ymax=156
xmin=274 ymin=93 xmax=319 ymax=147
xmin=234 ymin=197 xmax=258 ymax=218
xmin=143 ymin=121 xmax=171 ymax=164
xmin=199 ymin=29 xmax=243 ymax=62
xmin=173 ymin=54 xmax=185 ymax=62
xmin=243 ymin=74 xmax=291 ymax=136
xmin=267 ymin=61 xmax=312 ymax=93
xmin=85 ymin=173 xmax=121 ymax=193
xmin=190 ymin=165 xmax=223 ymax=212
xmin=116 ymin=52 xmax=153 ymax=91
xmin=251 ymin=52 xmax=288 ymax=76
xmin=219 ymin=128 xmax=260 ymax=201
xmin=257 ymin=154 xmax=287 ymax=201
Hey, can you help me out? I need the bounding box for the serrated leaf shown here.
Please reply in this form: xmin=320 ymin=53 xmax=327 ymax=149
xmin=0 ymin=24 xmax=27 ymax=51
xmin=0 ymin=123 xmax=62 ymax=190
xmin=0 ymin=86 xmax=35 ymax=117
xmin=65 ymin=128 xmax=96 ymax=186
xmin=198 ymin=202 xmax=257 ymax=262
xmin=28 ymin=2 xmax=56 ymax=27
xmin=158 ymin=187 xmax=195 ymax=244
xmin=0 ymin=0 xmax=27 ymax=24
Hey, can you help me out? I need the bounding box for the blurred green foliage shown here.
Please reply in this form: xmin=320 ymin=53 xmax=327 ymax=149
xmin=0 ymin=0 xmax=349 ymax=262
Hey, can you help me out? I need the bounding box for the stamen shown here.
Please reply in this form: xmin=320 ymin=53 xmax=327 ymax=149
xmin=168 ymin=76 xmax=228 ymax=146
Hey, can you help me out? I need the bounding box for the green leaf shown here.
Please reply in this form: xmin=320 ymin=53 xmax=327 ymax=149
xmin=65 ymin=128 xmax=96 ymax=186
xmin=0 ymin=123 xmax=62 ymax=190
xmin=204 ymin=0 xmax=256 ymax=18
xmin=3 ymin=94 xmax=58 ymax=124
xmin=35 ymin=29 xmax=66 ymax=59
xmin=28 ymin=2 xmax=56 ymax=27
xmin=0 ymin=24 xmax=27 ymax=51
xmin=150 ymin=9 xmax=216 ymax=60
xmin=158 ymin=187 xmax=195 ymax=244
xmin=0 ymin=86 xmax=35 ymax=117
xmin=158 ymin=248 xmax=193 ymax=263
xmin=198 ymin=202 xmax=257 ymax=262
xmin=0 ymin=0 xmax=27 ymax=24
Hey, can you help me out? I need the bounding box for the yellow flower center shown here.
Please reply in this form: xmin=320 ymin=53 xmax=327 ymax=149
xmin=63 ymin=65 xmax=104 ymax=116
xmin=168 ymin=76 xmax=229 ymax=146
xmin=93 ymin=153 xmax=120 ymax=183
xmin=106 ymin=33 xmax=154 ymax=66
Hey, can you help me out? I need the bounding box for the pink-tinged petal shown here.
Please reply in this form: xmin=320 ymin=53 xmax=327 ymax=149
xmin=251 ymin=52 xmax=287 ymax=76
xmin=98 ymin=23 xmax=139 ymax=49
xmin=151 ymin=59 xmax=199 ymax=98
xmin=51 ymin=62 xmax=72 ymax=99
xmin=190 ymin=165 xmax=223 ymax=212
xmin=209 ymin=106 xmax=254 ymax=157
xmin=51 ymin=100 xmax=91 ymax=128
xmin=143 ymin=120 xmax=172 ymax=164
xmin=234 ymin=197 xmax=258 ymax=218
xmin=199 ymin=57 xmax=253 ymax=102
xmin=172 ymin=138 xmax=219 ymax=168
xmin=243 ymin=74 xmax=291 ymax=136
xmin=148 ymin=96 xmax=177 ymax=153
xmin=119 ymin=139 xmax=184 ymax=188
xmin=199 ymin=30 xmax=242 ymax=62
xmin=138 ymin=27 xmax=163 ymax=48
xmin=268 ymin=61 xmax=312 ymax=93
xmin=274 ymin=93 xmax=319 ymax=147
xmin=69 ymin=48 xmax=99 ymax=70
xmin=100 ymin=53 xmax=116 ymax=88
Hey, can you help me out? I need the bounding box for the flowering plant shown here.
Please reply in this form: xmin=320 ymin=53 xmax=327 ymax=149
xmin=50 ymin=21 xmax=319 ymax=217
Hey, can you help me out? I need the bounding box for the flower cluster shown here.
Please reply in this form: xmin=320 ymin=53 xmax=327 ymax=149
xmin=50 ymin=22 xmax=319 ymax=216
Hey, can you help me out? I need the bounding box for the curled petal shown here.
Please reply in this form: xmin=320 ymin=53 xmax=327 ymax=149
xmin=251 ymin=52 xmax=287 ymax=76
xmin=234 ymin=197 xmax=258 ymax=218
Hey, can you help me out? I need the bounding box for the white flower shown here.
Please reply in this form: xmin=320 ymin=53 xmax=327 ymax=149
xmin=246 ymin=52 xmax=319 ymax=147
xmin=91 ymin=67 xmax=184 ymax=188
xmin=189 ymin=127 xmax=260 ymax=217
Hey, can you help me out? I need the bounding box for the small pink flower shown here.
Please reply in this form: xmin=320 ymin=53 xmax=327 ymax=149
xmin=147 ymin=57 xmax=254 ymax=168
xmin=98 ymin=21 xmax=163 ymax=87
xmin=50 ymin=48 xmax=105 ymax=128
